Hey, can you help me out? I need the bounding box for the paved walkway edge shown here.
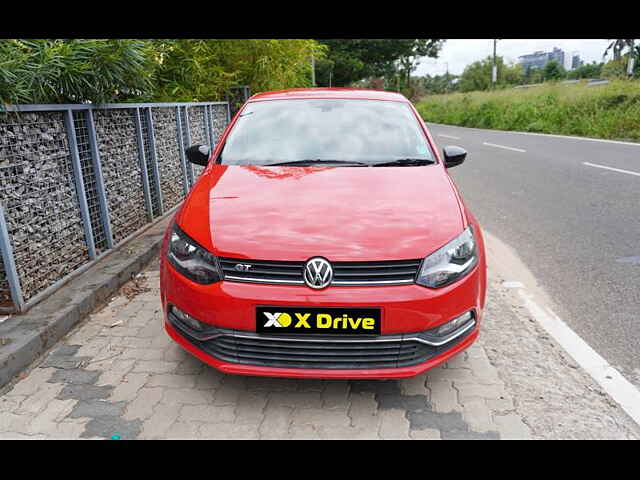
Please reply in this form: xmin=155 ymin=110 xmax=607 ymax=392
xmin=0 ymin=210 xmax=176 ymax=390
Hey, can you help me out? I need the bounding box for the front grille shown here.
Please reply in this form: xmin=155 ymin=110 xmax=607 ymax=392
xmin=219 ymin=257 xmax=422 ymax=287
xmin=169 ymin=312 xmax=472 ymax=370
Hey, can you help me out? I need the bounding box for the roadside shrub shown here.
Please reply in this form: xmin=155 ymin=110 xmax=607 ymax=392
xmin=601 ymin=58 xmax=628 ymax=79
xmin=0 ymin=39 xmax=156 ymax=105
xmin=1 ymin=39 xmax=327 ymax=105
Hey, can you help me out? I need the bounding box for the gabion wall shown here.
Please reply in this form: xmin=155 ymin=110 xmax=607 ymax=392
xmin=187 ymin=107 xmax=207 ymax=180
xmin=188 ymin=106 xmax=207 ymax=145
xmin=151 ymin=108 xmax=184 ymax=211
xmin=0 ymin=101 xmax=229 ymax=312
xmin=0 ymin=111 xmax=90 ymax=303
xmin=73 ymin=110 xmax=109 ymax=254
xmin=211 ymin=104 xmax=228 ymax=144
xmin=139 ymin=110 xmax=162 ymax=219
xmin=177 ymin=107 xmax=195 ymax=188
xmin=94 ymin=109 xmax=149 ymax=244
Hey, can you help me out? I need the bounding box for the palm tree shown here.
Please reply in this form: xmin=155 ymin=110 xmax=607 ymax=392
xmin=603 ymin=39 xmax=634 ymax=60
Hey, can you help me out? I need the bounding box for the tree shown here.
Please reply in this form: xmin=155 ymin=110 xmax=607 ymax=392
xmin=567 ymin=61 xmax=603 ymax=80
xmin=543 ymin=60 xmax=566 ymax=81
xmin=458 ymin=56 xmax=524 ymax=92
xmin=523 ymin=65 xmax=542 ymax=84
xmin=502 ymin=63 xmax=525 ymax=85
xmin=314 ymin=39 xmax=444 ymax=87
xmin=603 ymin=39 xmax=635 ymax=60
xmin=151 ymin=39 xmax=325 ymax=102
xmin=421 ymin=73 xmax=459 ymax=94
xmin=396 ymin=40 xmax=444 ymax=89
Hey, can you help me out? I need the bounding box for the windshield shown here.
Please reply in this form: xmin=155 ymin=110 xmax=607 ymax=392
xmin=218 ymin=99 xmax=435 ymax=166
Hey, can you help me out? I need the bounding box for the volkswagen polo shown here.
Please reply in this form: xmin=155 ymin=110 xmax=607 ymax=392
xmin=160 ymin=88 xmax=486 ymax=379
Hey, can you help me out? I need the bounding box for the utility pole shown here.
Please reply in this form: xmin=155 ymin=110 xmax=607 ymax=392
xmin=446 ymin=62 xmax=449 ymax=90
xmin=628 ymin=40 xmax=636 ymax=77
xmin=329 ymin=70 xmax=332 ymax=88
xmin=311 ymin=56 xmax=316 ymax=87
xmin=492 ymin=39 xmax=498 ymax=88
xmin=443 ymin=62 xmax=449 ymax=94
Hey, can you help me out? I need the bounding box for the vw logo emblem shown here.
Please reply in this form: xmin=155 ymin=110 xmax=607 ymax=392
xmin=303 ymin=257 xmax=333 ymax=289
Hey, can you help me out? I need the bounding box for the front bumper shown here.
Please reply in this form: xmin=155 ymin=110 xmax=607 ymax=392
xmin=166 ymin=318 xmax=479 ymax=379
xmin=160 ymin=249 xmax=486 ymax=378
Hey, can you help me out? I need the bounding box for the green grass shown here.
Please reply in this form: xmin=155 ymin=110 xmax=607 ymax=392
xmin=415 ymin=80 xmax=640 ymax=142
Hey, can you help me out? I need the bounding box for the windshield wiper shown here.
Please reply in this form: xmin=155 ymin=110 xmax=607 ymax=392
xmin=265 ymin=159 xmax=368 ymax=167
xmin=372 ymin=158 xmax=436 ymax=167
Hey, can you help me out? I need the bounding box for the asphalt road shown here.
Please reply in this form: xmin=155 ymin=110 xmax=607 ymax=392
xmin=427 ymin=123 xmax=640 ymax=387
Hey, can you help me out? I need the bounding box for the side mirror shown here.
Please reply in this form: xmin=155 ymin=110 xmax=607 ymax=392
xmin=186 ymin=144 xmax=211 ymax=166
xmin=443 ymin=145 xmax=467 ymax=168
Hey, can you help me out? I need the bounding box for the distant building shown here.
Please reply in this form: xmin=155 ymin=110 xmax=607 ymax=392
xmin=548 ymin=47 xmax=565 ymax=68
xmin=564 ymin=52 xmax=574 ymax=70
xmin=519 ymin=47 xmax=567 ymax=71
xmin=518 ymin=51 xmax=549 ymax=71
xmin=571 ymin=53 xmax=584 ymax=70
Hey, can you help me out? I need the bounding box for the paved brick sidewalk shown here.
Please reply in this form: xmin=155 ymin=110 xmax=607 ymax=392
xmin=0 ymin=257 xmax=636 ymax=440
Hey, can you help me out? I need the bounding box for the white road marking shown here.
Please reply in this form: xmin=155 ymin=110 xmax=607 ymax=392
xmin=504 ymin=131 xmax=640 ymax=147
xmin=517 ymin=288 xmax=640 ymax=427
xmin=482 ymin=142 xmax=526 ymax=153
xmin=487 ymin=229 xmax=640 ymax=429
xmin=583 ymin=162 xmax=640 ymax=177
xmin=437 ymin=134 xmax=460 ymax=140
xmin=428 ymin=123 xmax=640 ymax=147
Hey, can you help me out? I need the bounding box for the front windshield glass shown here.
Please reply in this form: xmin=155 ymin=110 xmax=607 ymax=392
xmin=218 ymin=99 xmax=435 ymax=165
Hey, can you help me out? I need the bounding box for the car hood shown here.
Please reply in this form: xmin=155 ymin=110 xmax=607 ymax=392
xmin=176 ymin=164 xmax=464 ymax=261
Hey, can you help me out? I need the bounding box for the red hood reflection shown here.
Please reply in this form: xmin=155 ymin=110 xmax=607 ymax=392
xmin=176 ymin=164 xmax=464 ymax=262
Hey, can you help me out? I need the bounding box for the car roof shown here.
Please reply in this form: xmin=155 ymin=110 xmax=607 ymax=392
xmin=248 ymin=88 xmax=409 ymax=103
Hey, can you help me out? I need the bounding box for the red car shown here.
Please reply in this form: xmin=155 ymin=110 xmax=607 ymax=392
xmin=160 ymin=88 xmax=486 ymax=379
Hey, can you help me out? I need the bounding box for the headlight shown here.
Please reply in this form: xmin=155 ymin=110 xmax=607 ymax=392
xmin=167 ymin=224 xmax=222 ymax=284
xmin=416 ymin=226 xmax=478 ymax=288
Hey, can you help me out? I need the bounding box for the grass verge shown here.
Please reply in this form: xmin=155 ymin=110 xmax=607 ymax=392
xmin=415 ymin=80 xmax=640 ymax=142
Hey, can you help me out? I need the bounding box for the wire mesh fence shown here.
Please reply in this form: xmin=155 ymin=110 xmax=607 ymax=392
xmin=0 ymin=100 xmax=229 ymax=313
xmin=188 ymin=106 xmax=208 ymax=179
xmin=150 ymin=107 xmax=185 ymax=210
xmin=0 ymin=111 xmax=90 ymax=304
xmin=73 ymin=110 xmax=109 ymax=254
xmin=139 ymin=108 xmax=162 ymax=219
xmin=94 ymin=108 xmax=148 ymax=244
xmin=178 ymin=106 xmax=195 ymax=188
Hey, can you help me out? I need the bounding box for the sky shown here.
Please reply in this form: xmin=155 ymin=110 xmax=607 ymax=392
xmin=414 ymin=39 xmax=616 ymax=76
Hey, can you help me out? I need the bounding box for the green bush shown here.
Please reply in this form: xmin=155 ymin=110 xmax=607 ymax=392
xmin=416 ymin=80 xmax=640 ymax=141
xmin=601 ymin=58 xmax=628 ymax=79
xmin=0 ymin=39 xmax=156 ymax=105
xmin=150 ymin=39 xmax=325 ymax=103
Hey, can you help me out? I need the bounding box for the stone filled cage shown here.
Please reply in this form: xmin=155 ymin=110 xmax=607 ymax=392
xmin=0 ymin=101 xmax=229 ymax=313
